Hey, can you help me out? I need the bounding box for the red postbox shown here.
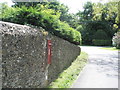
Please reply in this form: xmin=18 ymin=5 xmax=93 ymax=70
xmin=47 ymin=40 xmax=52 ymax=64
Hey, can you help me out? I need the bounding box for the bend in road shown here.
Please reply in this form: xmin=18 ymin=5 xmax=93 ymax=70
xmin=72 ymin=46 xmax=119 ymax=88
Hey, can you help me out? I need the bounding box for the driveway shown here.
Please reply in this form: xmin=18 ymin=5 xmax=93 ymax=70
xmin=72 ymin=46 xmax=119 ymax=88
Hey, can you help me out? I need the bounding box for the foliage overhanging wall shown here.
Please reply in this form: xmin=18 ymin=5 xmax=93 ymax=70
xmin=0 ymin=21 xmax=80 ymax=88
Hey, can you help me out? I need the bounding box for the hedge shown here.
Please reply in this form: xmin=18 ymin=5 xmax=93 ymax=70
xmin=92 ymin=39 xmax=112 ymax=46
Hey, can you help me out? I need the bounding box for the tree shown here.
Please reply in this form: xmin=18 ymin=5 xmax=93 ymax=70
xmin=76 ymin=1 xmax=117 ymax=45
xmin=77 ymin=2 xmax=94 ymax=22
xmin=117 ymin=1 xmax=120 ymax=31
xmin=93 ymin=2 xmax=118 ymax=31
xmin=47 ymin=1 xmax=79 ymax=28
xmin=11 ymin=0 xmax=78 ymax=28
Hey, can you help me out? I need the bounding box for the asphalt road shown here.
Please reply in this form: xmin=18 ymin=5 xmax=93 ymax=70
xmin=72 ymin=46 xmax=119 ymax=88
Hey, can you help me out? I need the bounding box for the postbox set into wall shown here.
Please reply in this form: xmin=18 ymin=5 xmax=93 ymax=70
xmin=47 ymin=40 xmax=52 ymax=64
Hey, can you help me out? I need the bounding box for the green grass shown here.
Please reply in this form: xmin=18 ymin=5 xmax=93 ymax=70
xmin=100 ymin=47 xmax=120 ymax=51
xmin=48 ymin=52 xmax=88 ymax=88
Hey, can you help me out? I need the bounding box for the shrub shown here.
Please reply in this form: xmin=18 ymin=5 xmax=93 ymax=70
xmin=0 ymin=3 xmax=18 ymax=22
xmin=1 ymin=4 xmax=81 ymax=45
xmin=112 ymin=32 xmax=120 ymax=49
xmin=55 ymin=21 xmax=81 ymax=44
xmin=92 ymin=39 xmax=112 ymax=46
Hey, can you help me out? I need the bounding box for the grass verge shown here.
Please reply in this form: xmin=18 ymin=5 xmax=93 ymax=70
xmin=48 ymin=52 xmax=88 ymax=88
xmin=100 ymin=47 xmax=120 ymax=51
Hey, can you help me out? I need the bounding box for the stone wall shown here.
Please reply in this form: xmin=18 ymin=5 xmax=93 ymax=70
xmin=0 ymin=21 xmax=80 ymax=88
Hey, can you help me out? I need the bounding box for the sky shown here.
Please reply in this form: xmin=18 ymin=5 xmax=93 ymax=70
xmin=59 ymin=0 xmax=109 ymax=13
xmin=0 ymin=0 xmax=109 ymax=14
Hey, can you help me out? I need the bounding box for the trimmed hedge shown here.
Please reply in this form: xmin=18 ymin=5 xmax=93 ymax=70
xmin=92 ymin=29 xmax=112 ymax=46
xmin=92 ymin=39 xmax=112 ymax=46
xmin=93 ymin=30 xmax=109 ymax=40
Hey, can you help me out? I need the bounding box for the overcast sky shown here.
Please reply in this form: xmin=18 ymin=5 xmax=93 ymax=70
xmin=59 ymin=0 xmax=109 ymax=13
xmin=0 ymin=0 xmax=109 ymax=13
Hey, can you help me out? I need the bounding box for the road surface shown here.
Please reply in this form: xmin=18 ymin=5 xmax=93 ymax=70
xmin=72 ymin=46 xmax=119 ymax=88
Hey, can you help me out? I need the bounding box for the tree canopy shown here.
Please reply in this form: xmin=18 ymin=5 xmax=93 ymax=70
xmin=76 ymin=1 xmax=119 ymax=45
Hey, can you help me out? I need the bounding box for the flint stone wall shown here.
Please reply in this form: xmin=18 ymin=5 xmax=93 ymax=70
xmin=0 ymin=21 xmax=80 ymax=88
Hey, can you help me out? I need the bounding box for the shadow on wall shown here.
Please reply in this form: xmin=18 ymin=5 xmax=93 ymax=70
xmin=0 ymin=21 xmax=80 ymax=88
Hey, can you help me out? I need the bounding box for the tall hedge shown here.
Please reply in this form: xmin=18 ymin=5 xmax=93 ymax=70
xmin=93 ymin=30 xmax=109 ymax=39
xmin=76 ymin=21 xmax=114 ymax=45
xmin=92 ymin=30 xmax=111 ymax=46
